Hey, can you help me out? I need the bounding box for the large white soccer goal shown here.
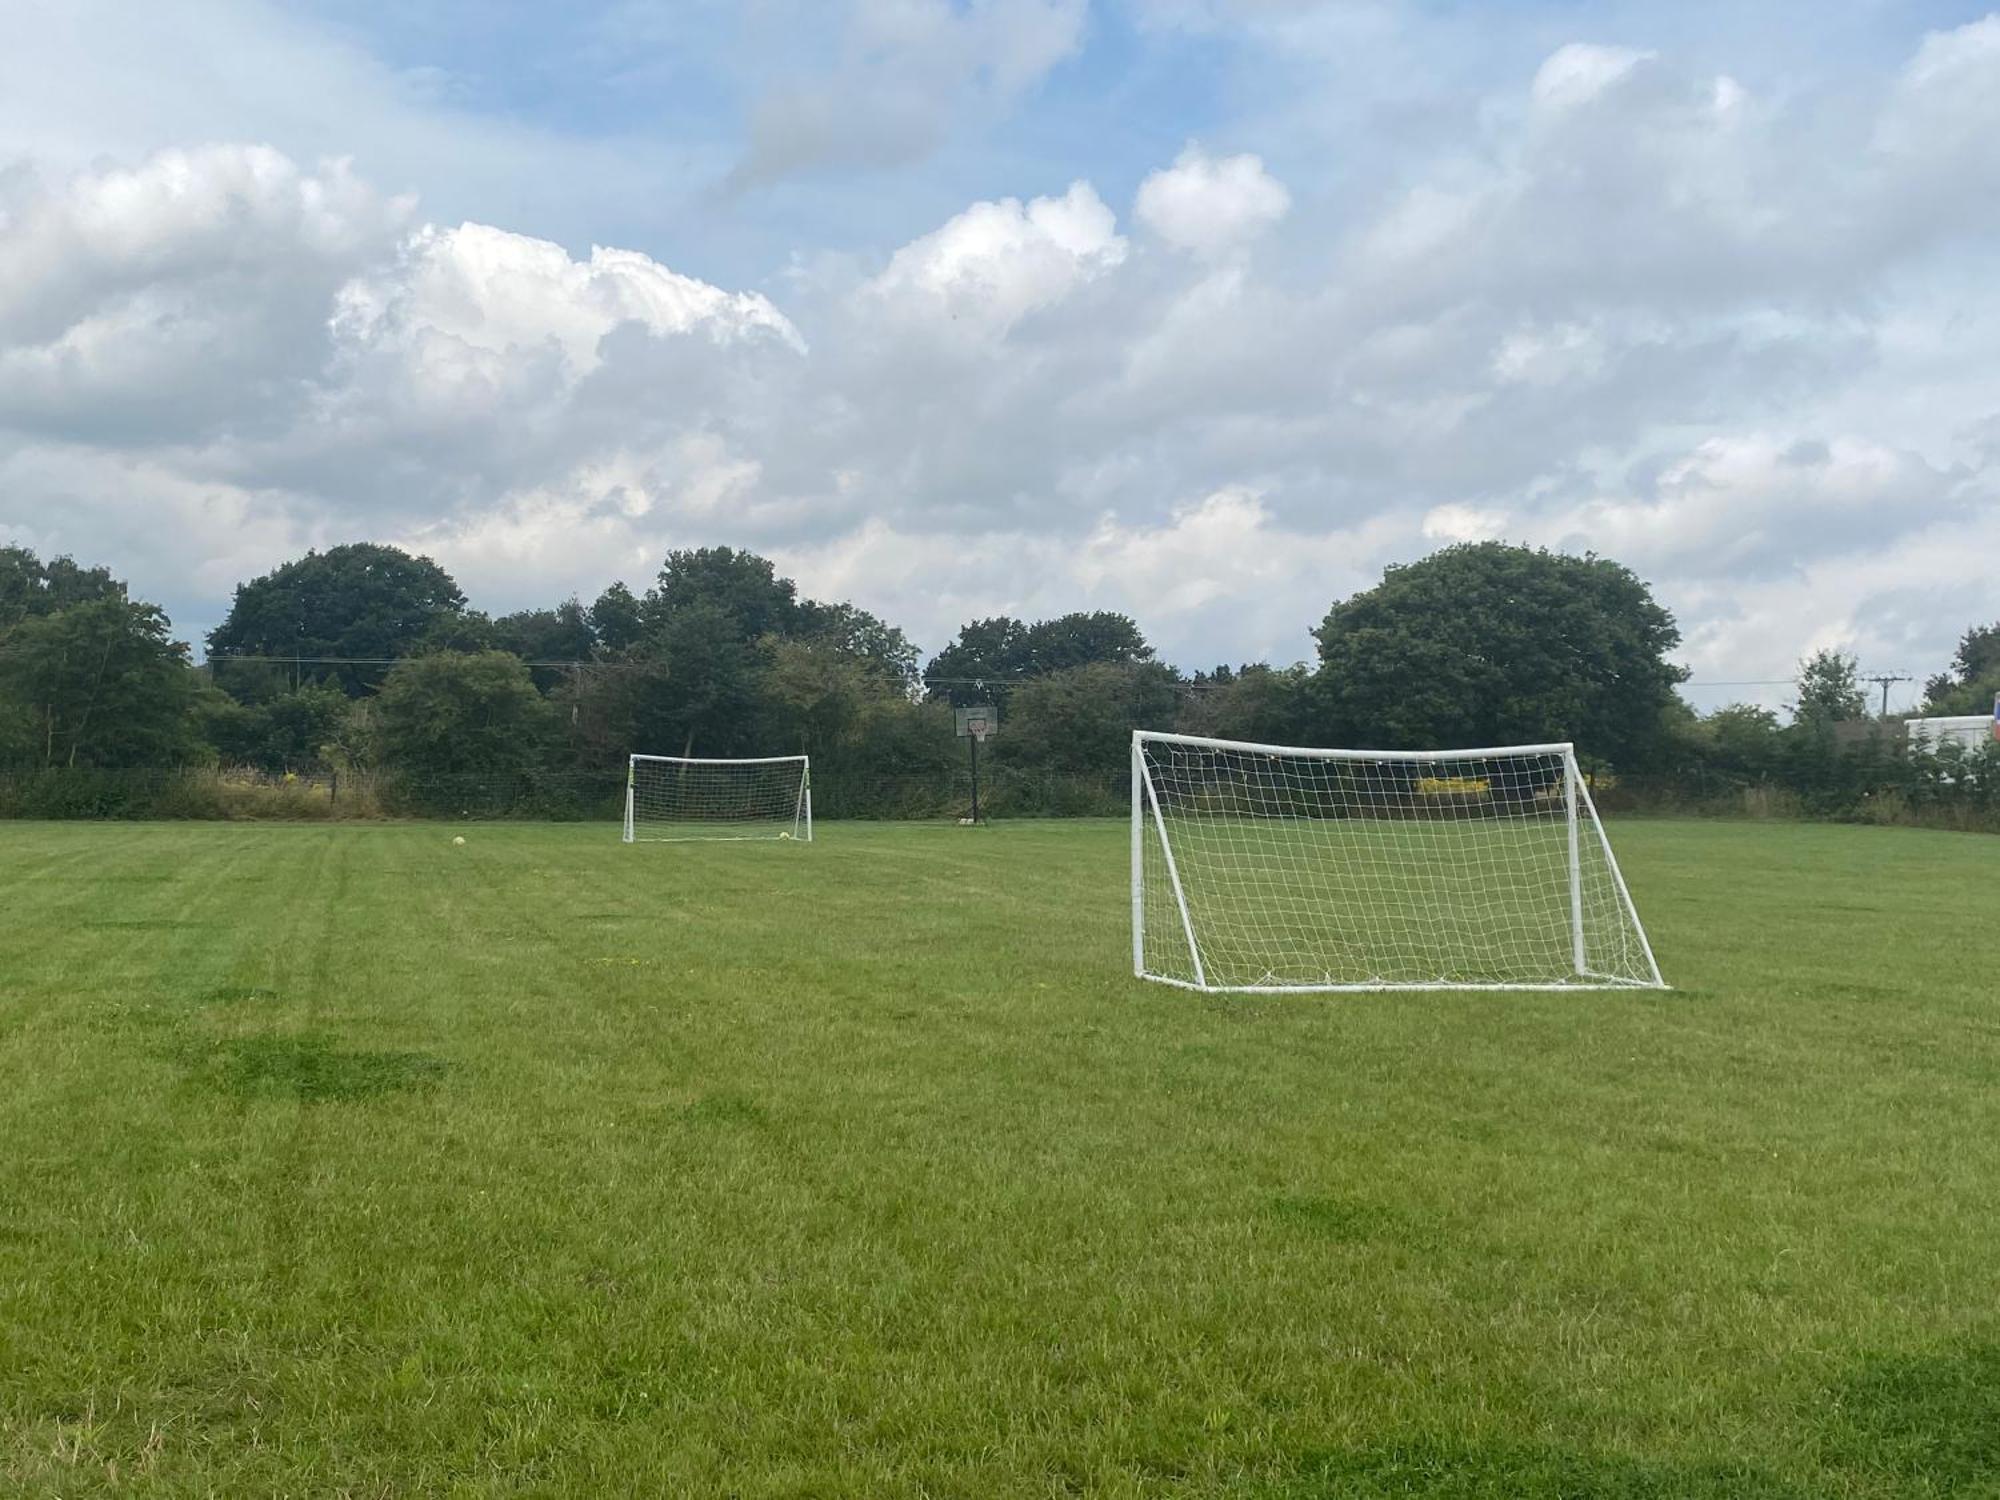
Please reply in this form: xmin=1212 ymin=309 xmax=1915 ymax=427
xmin=1132 ymin=731 xmax=1664 ymax=992
xmin=623 ymin=754 xmax=812 ymax=843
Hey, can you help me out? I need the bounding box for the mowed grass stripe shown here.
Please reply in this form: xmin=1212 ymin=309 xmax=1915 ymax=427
xmin=0 ymin=818 xmax=1997 ymax=1496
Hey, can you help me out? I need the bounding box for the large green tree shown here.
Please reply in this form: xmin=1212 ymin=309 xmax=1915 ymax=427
xmin=494 ymin=600 xmax=595 ymax=663
xmin=997 ymin=661 xmax=1182 ymax=778
xmin=1312 ymin=543 xmax=1687 ymax=768
xmin=415 ymin=610 xmax=500 ymax=654
xmin=493 ymin=599 xmax=597 ymax=692
xmin=1791 ymin=648 xmax=1866 ymax=726
xmin=925 ymin=612 xmax=1157 ymax=706
xmin=1176 ymin=663 xmax=1313 ymax=745
xmin=203 ymin=685 xmax=353 ymax=774
xmin=207 ymin=543 xmax=467 ymax=697
xmin=373 ymin=651 xmax=553 ymax=776
xmin=588 ymin=583 xmax=645 ymax=653
xmin=605 ymin=547 xmax=924 ymax=763
xmin=1922 ymin=622 xmax=2000 ymax=716
xmin=759 ymin=638 xmax=900 ymax=755
xmin=0 ymin=547 xmax=124 ymax=629
xmin=794 ymin=599 xmax=919 ymax=687
xmin=1699 ymin=703 xmax=1784 ymax=778
xmin=642 ymin=547 xmax=798 ymax=641
xmin=1023 ymin=612 xmax=1153 ymax=673
xmin=925 ymin=617 xmax=1031 ymax=706
xmin=636 ymin=600 xmax=769 ymax=758
xmin=0 ymin=596 xmax=208 ymax=768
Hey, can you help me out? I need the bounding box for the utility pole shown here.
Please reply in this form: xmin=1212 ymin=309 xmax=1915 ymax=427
xmin=1864 ymin=672 xmax=1912 ymax=720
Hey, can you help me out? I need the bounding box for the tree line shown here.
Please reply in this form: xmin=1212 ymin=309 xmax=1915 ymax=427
xmin=2 ymin=537 xmax=1994 ymax=825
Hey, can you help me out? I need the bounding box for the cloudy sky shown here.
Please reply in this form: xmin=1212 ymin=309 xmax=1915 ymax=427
xmin=4 ymin=0 xmax=1998 ymax=712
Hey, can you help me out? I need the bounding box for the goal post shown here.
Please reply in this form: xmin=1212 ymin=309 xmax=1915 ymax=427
xmin=1131 ymin=730 xmax=1664 ymax=992
xmin=623 ymin=754 xmax=812 ymax=843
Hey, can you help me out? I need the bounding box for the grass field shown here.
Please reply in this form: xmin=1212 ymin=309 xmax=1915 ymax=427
xmin=3 ymin=818 xmax=1998 ymax=1497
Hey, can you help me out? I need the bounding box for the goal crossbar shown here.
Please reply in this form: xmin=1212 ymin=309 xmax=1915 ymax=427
xmin=629 ymin=754 xmax=810 ymax=767
xmin=1132 ymin=730 xmax=1665 ymax=993
xmin=1140 ymin=731 xmax=1578 ymax=762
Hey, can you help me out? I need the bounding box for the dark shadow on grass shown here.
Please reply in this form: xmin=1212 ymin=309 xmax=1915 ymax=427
xmin=203 ymin=985 xmax=281 ymax=1004
xmin=683 ymin=1092 xmax=768 ymax=1127
xmin=1273 ymin=1439 xmax=1802 ymax=1498
xmin=1198 ymin=995 xmax=1310 ymax=1023
xmin=1268 ymin=1194 xmax=1412 ymax=1245
xmin=1261 ymin=1343 xmax=2000 ymax=1497
xmin=83 ymin=918 xmax=214 ymax=930
xmin=1817 ymin=1341 xmax=2000 ymax=1492
xmin=175 ymin=1034 xmax=447 ymax=1103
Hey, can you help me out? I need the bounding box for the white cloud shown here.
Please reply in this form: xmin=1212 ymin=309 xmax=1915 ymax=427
xmin=0 ymin=146 xmax=399 ymax=337
xmin=1880 ymin=14 xmax=2000 ymax=150
xmin=860 ymin=181 xmax=1126 ymax=339
xmin=1489 ymin=322 xmax=1606 ymax=387
xmin=1529 ymin=44 xmax=1655 ymax=115
xmin=1421 ymin=504 xmax=1508 ymax=544
xmin=774 ymin=487 xmax=1396 ymax=666
xmin=0 ymin=146 xmax=408 ymax=443
xmin=0 ymin=146 xmax=814 ymax=633
xmin=0 ymin=0 xmax=727 ymax=270
xmin=1135 ymin=145 xmax=1291 ymax=259
xmin=394 ymin=434 xmax=771 ymax=603
xmin=1547 ymin=434 xmax=1967 ymax=578
xmin=333 ymin=222 xmax=803 ymax=384
xmin=1872 ymin=15 xmax=2000 ymax=239
xmin=6 ymin=14 xmax=2000 ymax=704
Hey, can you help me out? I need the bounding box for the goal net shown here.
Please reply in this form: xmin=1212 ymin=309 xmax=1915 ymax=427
xmin=1132 ymin=732 xmax=1663 ymax=991
xmin=624 ymin=754 xmax=812 ymax=843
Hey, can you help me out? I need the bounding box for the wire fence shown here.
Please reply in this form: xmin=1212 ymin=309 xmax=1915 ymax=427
xmin=4 ymin=737 xmax=1996 ymax=831
xmin=0 ymin=765 xmax=1130 ymax=823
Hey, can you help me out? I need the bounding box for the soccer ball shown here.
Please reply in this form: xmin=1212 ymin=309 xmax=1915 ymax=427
xmin=778 ymin=832 xmax=792 ymax=840
xmin=452 ymin=836 xmax=466 ymax=846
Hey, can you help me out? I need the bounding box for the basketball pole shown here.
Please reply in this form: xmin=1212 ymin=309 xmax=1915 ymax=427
xmin=969 ymin=726 xmax=982 ymax=824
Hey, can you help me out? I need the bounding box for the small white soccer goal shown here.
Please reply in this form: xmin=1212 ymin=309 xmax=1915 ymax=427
xmin=1132 ymin=731 xmax=1664 ymax=992
xmin=623 ymin=754 xmax=812 ymax=843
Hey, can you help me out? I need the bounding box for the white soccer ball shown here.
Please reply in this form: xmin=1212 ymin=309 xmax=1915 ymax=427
xmin=452 ymin=836 xmax=466 ymax=846
xmin=778 ymin=832 xmax=792 ymax=840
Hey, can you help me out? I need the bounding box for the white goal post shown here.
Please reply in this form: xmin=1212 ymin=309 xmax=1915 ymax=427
xmin=1132 ymin=731 xmax=1664 ymax=992
xmin=623 ymin=754 xmax=812 ymax=843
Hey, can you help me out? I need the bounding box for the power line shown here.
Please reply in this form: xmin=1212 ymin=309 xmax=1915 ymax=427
xmin=191 ymin=654 xmax=1934 ymax=703
xmin=206 ymin=653 xmax=597 ymax=668
xmin=202 ymin=654 xmax=1048 ymax=685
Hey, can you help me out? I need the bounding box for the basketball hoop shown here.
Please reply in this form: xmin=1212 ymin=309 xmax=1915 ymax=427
xmin=955 ymin=704 xmax=997 ymax=824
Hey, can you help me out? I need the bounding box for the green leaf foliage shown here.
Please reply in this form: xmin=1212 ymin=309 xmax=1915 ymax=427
xmin=995 ymin=661 xmax=1181 ymax=777
xmin=373 ymin=651 xmax=554 ymax=776
xmin=1313 ymin=542 xmax=1687 ymax=770
xmin=1791 ymin=648 xmax=1867 ymax=727
xmin=0 ymin=596 xmax=207 ymax=769
xmin=642 ymin=546 xmax=798 ymax=641
xmin=587 ymin=582 xmax=645 ymax=653
xmin=926 ymin=612 xmax=1155 ymax=707
xmin=1922 ymin=621 xmax=2000 ymax=716
xmin=207 ymin=543 xmax=467 ymax=696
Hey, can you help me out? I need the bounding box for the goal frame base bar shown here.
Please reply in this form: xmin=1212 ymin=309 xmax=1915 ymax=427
xmin=1130 ymin=729 xmax=1667 ymax=993
xmin=1139 ymin=975 xmax=1664 ymax=994
xmin=626 ymin=833 xmax=803 ymax=844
